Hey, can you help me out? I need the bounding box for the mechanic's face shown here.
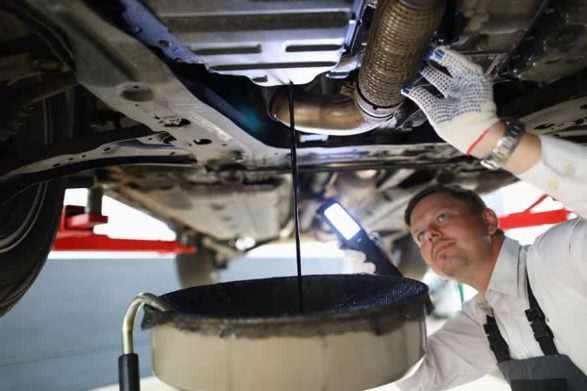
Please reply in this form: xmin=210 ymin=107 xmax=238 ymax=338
xmin=409 ymin=192 xmax=498 ymax=281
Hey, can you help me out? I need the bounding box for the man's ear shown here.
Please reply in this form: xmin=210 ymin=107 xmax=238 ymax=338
xmin=481 ymin=208 xmax=500 ymax=235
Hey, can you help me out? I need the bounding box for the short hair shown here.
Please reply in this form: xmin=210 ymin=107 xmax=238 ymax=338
xmin=404 ymin=185 xmax=487 ymax=227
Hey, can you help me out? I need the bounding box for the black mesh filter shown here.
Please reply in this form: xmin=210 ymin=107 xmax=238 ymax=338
xmin=142 ymin=274 xmax=429 ymax=338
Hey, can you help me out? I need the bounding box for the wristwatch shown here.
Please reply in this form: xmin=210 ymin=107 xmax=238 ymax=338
xmin=480 ymin=119 xmax=525 ymax=170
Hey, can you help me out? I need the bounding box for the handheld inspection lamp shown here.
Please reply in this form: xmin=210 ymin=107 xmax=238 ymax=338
xmin=317 ymin=200 xmax=402 ymax=277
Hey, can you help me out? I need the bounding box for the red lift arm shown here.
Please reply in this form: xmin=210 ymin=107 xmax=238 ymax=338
xmin=497 ymin=195 xmax=572 ymax=230
xmin=52 ymin=205 xmax=196 ymax=254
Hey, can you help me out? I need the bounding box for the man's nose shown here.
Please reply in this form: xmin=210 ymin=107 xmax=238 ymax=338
xmin=425 ymin=226 xmax=441 ymax=242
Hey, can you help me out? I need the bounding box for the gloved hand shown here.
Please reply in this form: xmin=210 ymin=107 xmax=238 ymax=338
xmin=401 ymin=46 xmax=500 ymax=156
xmin=342 ymin=249 xmax=376 ymax=274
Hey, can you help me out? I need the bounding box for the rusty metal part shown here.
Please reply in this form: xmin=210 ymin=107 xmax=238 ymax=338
xmin=272 ymin=0 xmax=445 ymax=135
xmin=359 ymin=0 xmax=445 ymax=108
xmin=271 ymin=92 xmax=382 ymax=136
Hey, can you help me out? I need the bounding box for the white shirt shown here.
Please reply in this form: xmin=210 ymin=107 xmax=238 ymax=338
xmin=395 ymin=135 xmax=587 ymax=391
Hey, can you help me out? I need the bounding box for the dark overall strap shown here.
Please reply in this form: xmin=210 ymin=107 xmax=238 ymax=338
xmin=525 ymin=276 xmax=559 ymax=356
xmin=484 ymin=274 xmax=558 ymax=363
xmin=484 ymin=315 xmax=511 ymax=362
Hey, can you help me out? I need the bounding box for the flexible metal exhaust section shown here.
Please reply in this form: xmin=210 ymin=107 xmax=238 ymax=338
xmin=271 ymin=0 xmax=445 ymax=135
xmin=359 ymin=0 xmax=446 ymax=109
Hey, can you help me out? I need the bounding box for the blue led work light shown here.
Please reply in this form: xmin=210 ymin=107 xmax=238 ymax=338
xmin=322 ymin=202 xmax=361 ymax=240
xmin=317 ymin=199 xmax=402 ymax=277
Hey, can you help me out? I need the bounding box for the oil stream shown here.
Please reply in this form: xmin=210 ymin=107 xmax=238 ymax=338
xmin=289 ymin=82 xmax=304 ymax=313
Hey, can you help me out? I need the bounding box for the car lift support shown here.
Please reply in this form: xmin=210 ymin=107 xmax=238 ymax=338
xmin=53 ymin=204 xmax=195 ymax=254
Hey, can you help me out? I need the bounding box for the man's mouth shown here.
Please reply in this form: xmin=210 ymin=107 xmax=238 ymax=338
xmin=433 ymin=241 xmax=454 ymax=259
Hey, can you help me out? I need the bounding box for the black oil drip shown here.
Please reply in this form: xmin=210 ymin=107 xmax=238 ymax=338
xmin=289 ymin=82 xmax=304 ymax=314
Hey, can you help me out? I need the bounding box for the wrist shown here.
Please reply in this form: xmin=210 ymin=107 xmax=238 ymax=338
xmin=480 ymin=120 xmax=526 ymax=170
xmin=469 ymin=121 xmax=506 ymax=159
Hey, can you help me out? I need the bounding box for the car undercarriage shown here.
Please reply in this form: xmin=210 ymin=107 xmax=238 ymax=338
xmin=1 ymin=0 xmax=586 ymax=314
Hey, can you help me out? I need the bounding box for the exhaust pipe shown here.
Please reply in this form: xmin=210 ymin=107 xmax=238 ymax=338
xmin=271 ymin=0 xmax=445 ymax=136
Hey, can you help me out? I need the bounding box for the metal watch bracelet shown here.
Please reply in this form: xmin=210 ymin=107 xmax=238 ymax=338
xmin=480 ymin=120 xmax=525 ymax=170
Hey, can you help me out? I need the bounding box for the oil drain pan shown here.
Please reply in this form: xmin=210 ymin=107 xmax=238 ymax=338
xmin=133 ymin=274 xmax=429 ymax=391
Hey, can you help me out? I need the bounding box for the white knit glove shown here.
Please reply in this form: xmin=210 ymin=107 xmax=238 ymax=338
xmin=342 ymin=249 xmax=376 ymax=274
xmin=401 ymin=46 xmax=500 ymax=155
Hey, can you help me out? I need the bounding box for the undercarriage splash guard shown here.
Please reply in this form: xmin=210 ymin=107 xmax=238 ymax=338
xmin=119 ymin=0 xmax=359 ymax=86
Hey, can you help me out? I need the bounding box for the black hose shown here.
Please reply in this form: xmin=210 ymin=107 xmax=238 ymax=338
xmin=118 ymin=353 xmax=140 ymax=391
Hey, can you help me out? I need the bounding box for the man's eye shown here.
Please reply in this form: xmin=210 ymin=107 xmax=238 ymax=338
xmin=437 ymin=213 xmax=447 ymax=223
xmin=416 ymin=231 xmax=425 ymax=241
